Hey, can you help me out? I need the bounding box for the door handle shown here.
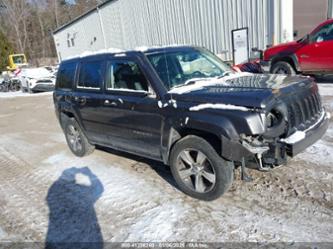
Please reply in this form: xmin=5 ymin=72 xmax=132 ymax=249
xmin=104 ymin=99 xmax=118 ymax=106
xmin=74 ymin=96 xmax=86 ymax=104
xmin=300 ymin=54 xmax=309 ymax=58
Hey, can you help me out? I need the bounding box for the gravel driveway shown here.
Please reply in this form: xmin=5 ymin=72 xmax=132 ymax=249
xmin=0 ymin=85 xmax=332 ymax=244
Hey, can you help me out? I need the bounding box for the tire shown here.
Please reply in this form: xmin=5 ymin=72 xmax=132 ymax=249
xmin=271 ymin=61 xmax=296 ymax=75
xmin=169 ymin=135 xmax=234 ymax=201
xmin=63 ymin=118 xmax=95 ymax=157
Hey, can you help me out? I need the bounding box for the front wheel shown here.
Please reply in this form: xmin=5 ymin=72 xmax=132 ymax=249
xmin=63 ymin=118 xmax=95 ymax=157
xmin=271 ymin=61 xmax=296 ymax=75
xmin=169 ymin=135 xmax=234 ymax=201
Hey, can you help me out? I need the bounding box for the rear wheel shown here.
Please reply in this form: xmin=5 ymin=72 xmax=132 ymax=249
xmin=169 ymin=135 xmax=234 ymax=201
xmin=63 ymin=118 xmax=95 ymax=157
xmin=271 ymin=61 xmax=296 ymax=75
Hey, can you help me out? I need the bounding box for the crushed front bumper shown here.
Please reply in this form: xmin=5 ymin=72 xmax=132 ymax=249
xmin=221 ymin=111 xmax=330 ymax=166
xmin=279 ymin=111 xmax=330 ymax=157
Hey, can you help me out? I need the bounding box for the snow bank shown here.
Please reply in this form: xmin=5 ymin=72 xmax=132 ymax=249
xmin=0 ymin=91 xmax=52 ymax=98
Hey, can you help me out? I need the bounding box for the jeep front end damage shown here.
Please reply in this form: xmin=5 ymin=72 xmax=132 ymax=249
xmin=240 ymin=134 xmax=287 ymax=171
xmin=236 ymin=110 xmax=329 ymax=172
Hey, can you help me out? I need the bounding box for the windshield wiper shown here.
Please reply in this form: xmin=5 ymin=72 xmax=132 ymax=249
xmin=184 ymin=77 xmax=210 ymax=85
xmin=171 ymin=77 xmax=210 ymax=90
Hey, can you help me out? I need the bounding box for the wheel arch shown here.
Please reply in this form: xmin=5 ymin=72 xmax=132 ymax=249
xmin=162 ymin=116 xmax=240 ymax=164
xmin=58 ymin=110 xmax=89 ymax=141
xmin=270 ymin=54 xmax=300 ymax=72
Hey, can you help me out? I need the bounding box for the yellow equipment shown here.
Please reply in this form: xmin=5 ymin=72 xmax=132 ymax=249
xmin=7 ymin=54 xmax=28 ymax=71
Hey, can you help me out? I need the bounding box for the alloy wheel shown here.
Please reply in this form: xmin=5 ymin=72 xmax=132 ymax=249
xmin=67 ymin=124 xmax=82 ymax=152
xmin=176 ymin=148 xmax=216 ymax=193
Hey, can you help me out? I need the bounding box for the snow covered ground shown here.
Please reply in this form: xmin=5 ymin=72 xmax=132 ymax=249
xmin=0 ymin=83 xmax=332 ymax=244
xmin=0 ymin=91 xmax=52 ymax=98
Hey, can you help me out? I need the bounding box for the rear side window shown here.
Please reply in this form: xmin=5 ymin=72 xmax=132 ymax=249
xmin=56 ymin=62 xmax=77 ymax=89
xmin=105 ymin=61 xmax=149 ymax=91
xmin=78 ymin=61 xmax=104 ymax=89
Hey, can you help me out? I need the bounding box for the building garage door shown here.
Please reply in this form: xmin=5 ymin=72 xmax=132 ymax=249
xmin=294 ymin=0 xmax=329 ymax=40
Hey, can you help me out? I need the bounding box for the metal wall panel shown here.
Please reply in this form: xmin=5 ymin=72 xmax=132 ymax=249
xmin=54 ymin=0 xmax=278 ymax=61
xmin=54 ymin=10 xmax=104 ymax=59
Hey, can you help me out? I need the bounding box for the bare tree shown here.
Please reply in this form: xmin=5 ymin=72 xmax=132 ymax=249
xmin=1 ymin=0 xmax=30 ymax=53
xmin=0 ymin=0 xmax=105 ymax=65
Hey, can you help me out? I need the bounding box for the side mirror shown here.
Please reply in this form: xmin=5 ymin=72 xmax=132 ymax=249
xmin=304 ymin=34 xmax=311 ymax=43
xmin=250 ymin=48 xmax=263 ymax=60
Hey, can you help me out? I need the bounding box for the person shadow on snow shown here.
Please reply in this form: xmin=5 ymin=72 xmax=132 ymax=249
xmin=45 ymin=167 xmax=104 ymax=249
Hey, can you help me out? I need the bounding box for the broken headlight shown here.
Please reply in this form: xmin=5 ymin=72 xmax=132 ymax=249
xmin=264 ymin=107 xmax=287 ymax=138
xmin=266 ymin=109 xmax=283 ymax=128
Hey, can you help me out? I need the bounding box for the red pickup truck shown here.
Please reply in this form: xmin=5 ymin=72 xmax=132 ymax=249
xmin=261 ymin=19 xmax=333 ymax=75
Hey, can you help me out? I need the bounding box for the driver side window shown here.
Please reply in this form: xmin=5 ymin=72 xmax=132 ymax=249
xmin=311 ymin=23 xmax=333 ymax=43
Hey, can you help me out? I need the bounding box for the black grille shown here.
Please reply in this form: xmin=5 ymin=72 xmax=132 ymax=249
xmin=287 ymin=91 xmax=322 ymax=133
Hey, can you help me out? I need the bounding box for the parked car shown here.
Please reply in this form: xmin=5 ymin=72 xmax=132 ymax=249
xmin=20 ymin=67 xmax=55 ymax=93
xmin=261 ymin=18 xmax=333 ymax=75
xmin=54 ymin=46 xmax=329 ymax=200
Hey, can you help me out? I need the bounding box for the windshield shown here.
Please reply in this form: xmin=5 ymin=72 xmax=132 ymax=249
xmin=147 ymin=49 xmax=232 ymax=90
xmin=13 ymin=55 xmax=25 ymax=64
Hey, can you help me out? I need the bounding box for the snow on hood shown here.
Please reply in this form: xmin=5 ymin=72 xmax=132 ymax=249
xmin=168 ymin=72 xmax=253 ymax=94
xmin=189 ymin=103 xmax=251 ymax=112
xmin=20 ymin=68 xmax=53 ymax=79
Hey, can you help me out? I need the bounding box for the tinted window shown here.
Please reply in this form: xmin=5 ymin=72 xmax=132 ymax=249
xmin=78 ymin=61 xmax=104 ymax=89
xmin=312 ymin=23 xmax=333 ymax=42
xmin=106 ymin=61 xmax=149 ymax=91
xmin=56 ymin=62 xmax=77 ymax=89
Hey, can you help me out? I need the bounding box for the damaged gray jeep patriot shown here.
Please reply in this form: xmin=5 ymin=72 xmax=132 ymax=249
xmin=54 ymin=46 xmax=329 ymax=200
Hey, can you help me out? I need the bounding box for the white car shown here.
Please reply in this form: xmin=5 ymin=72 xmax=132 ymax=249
xmin=20 ymin=67 xmax=55 ymax=93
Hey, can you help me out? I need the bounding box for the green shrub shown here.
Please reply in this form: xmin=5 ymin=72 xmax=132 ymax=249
xmin=0 ymin=31 xmax=14 ymax=72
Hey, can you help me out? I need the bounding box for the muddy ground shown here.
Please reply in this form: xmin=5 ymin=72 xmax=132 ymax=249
xmin=0 ymin=85 xmax=332 ymax=244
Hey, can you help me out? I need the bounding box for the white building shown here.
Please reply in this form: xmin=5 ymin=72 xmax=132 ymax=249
xmin=53 ymin=0 xmax=333 ymax=62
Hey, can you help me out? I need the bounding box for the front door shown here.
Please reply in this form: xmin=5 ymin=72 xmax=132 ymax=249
xmin=100 ymin=58 xmax=163 ymax=160
xmin=297 ymin=22 xmax=333 ymax=72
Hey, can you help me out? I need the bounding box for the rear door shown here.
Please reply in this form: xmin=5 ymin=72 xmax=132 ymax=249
xmin=99 ymin=57 xmax=163 ymax=159
xmin=72 ymin=57 xmax=106 ymax=143
xmin=297 ymin=22 xmax=333 ymax=72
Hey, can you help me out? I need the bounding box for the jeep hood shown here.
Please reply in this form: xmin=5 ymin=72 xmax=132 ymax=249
xmin=169 ymin=74 xmax=316 ymax=110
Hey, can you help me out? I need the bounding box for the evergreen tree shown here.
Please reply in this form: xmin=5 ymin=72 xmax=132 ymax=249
xmin=0 ymin=31 xmax=13 ymax=71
